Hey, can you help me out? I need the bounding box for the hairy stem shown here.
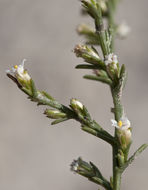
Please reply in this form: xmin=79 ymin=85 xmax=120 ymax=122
xmin=112 ymin=90 xmax=123 ymax=190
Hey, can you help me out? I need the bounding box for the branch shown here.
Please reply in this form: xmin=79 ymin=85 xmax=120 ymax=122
xmin=120 ymin=144 xmax=148 ymax=173
xmin=71 ymin=157 xmax=112 ymax=190
xmin=7 ymin=72 xmax=115 ymax=145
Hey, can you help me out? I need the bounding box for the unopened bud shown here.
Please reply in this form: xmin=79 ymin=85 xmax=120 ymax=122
xmin=77 ymin=24 xmax=94 ymax=35
xmin=74 ymin=44 xmax=101 ymax=64
xmin=44 ymin=109 xmax=66 ymax=119
xmin=117 ymin=22 xmax=131 ymax=39
xmin=70 ymin=99 xmax=83 ymax=112
xmin=98 ymin=0 xmax=108 ymax=13
xmin=70 ymin=157 xmax=94 ymax=177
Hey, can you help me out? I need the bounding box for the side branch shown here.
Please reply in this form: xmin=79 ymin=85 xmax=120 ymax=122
xmin=120 ymin=144 xmax=148 ymax=173
xmin=71 ymin=157 xmax=113 ymax=190
xmin=7 ymin=73 xmax=115 ymax=146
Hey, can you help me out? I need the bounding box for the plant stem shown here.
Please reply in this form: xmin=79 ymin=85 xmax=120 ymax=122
xmin=113 ymin=167 xmax=122 ymax=190
xmin=107 ymin=0 xmax=115 ymax=51
xmin=107 ymin=0 xmax=119 ymax=52
xmin=112 ymin=90 xmax=123 ymax=190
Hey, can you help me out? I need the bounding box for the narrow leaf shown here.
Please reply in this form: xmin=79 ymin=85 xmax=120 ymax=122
xmin=41 ymin=91 xmax=55 ymax=101
xmin=121 ymin=144 xmax=148 ymax=172
xmin=76 ymin=64 xmax=102 ymax=70
xmin=51 ymin=117 xmax=70 ymax=125
xmin=30 ymin=79 xmax=38 ymax=98
xmin=84 ymin=75 xmax=112 ymax=85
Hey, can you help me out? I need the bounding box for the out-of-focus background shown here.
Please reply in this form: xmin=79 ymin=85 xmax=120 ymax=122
xmin=0 ymin=0 xmax=148 ymax=190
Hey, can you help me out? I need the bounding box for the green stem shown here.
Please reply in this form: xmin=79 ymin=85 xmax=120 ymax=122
xmin=107 ymin=0 xmax=119 ymax=52
xmin=107 ymin=1 xmax=115 ymax=51
xmin=107 ymin=1 xmax=123 ymax=187
xmin=112 ymin=90 xmax=123 ymax=190
xmin=113 ymin=167 xmax=122 ymax=190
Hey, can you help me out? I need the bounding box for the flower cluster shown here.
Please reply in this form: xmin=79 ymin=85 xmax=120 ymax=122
xmin=104 ymin=53 xmax=118 ymax=66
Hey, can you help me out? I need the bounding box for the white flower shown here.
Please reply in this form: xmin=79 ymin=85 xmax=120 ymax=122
xmin=6 ymin=59 xmax=31 ymax=82
xmin=111 ymin=116 xmax=131 ymax=131
xmin=117 ymin=22 xmax=131 ymax=39
xmin=104 ymin=53 xmax=118 ymax=66
xmin=111 ymin=116 xmax=132 ymax=146
xmin=70 ymin=160 xmax=79 ymax=173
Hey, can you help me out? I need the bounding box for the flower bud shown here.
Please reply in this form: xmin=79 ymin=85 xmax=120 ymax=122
xmin=70 ymin=98 xmax=84 ymax=114
xmin=77 ymin=24 xmax=95 ymax=35
xmin=70 ymin=157 xmax=93 ymax=177
xmin=116 ymin=22 xmax=131 ymax=39
xmin=74 ymin=44 xmax=101 ymax=64
xmin=120 ymin=128 xmax=132 ymax=148
xmin=44 ymin=109 xmax=67 ymax=119
xmin=98 ymin=0 xmax=108 ymax=13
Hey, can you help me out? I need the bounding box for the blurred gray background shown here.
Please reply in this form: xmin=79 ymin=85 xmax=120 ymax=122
xmin=0 ymin=0 xmax=148 ymax=190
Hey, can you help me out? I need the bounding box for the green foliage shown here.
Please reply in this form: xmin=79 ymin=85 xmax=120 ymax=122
xmin=6 ymin=0 xmax=147 ymax=190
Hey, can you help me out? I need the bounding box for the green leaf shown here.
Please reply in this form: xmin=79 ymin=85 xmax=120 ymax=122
xmin=41 ymin=91 xmax=55 ymax=101
xmin=82 ymin=106 xmax=91 ymax=120
xmin=7 ymin=73 xmax=22 ymax=89
xmin=75 ymin=64 xmax=103 ymax=70
xmin=81 ymin=123 xmax=115 ymax=145
xmin=51 ymin=117 xmax=70 ymax=125
xmin=90 ymin=162 xmax=103 ymax=179
xmin=82 ymin=125 xmax=98 ymax=136
xmin=30 ymin=79 xmax=38 ymax=98
xmin=84 ymin=74 xmax=112 ymax=85
xmin=121 ymin=144 xmax=148 ymax=172
xmin=119 ymin=64 xmax=127 ymax=90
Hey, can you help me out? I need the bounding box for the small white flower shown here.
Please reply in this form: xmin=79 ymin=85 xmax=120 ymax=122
xmin=6 ymin=59 xmax=31 ymax=82
xmin=70 ymin=160 xmax=79 ymax=173
xmin=111 ymin=116 xmax=132 ymax=147
xmin=111 ymin=116 xmax=131 ymax=131
xmin=117 ymin=21 xmax=131 ymax=39
xmin=104 ymin=53 xmax=118 ymax=66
